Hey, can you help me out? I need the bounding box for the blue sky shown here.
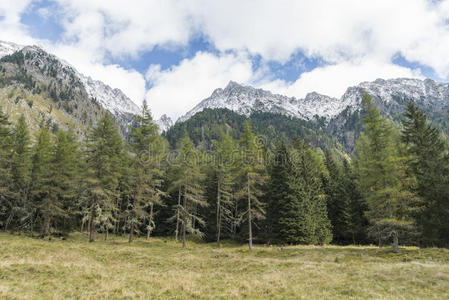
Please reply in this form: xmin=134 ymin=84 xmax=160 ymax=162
xmin=1 ymin=0 xmax=449 ymax=120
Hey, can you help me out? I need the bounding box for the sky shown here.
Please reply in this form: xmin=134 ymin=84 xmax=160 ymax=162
xmin=1 ymin=0 xmax=449 ymax=121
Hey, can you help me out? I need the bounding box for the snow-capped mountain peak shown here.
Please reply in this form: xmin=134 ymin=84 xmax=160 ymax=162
xmin=177 ymin=78 xmax=449 ymax=127
xmin=178 ymin=81 xmax=346 ymax=123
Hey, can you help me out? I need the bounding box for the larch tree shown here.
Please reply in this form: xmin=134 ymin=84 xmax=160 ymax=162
xmin=238 ymin=121 xmax=267 ymax=251
xmin=354 ymin=94 xmax=415 ymax=252
xmin=85 ymin=116 xmax=123 ymax=242
xmin=213 ymin=129 xmax=237 ymax=246
xmin=8 ymin=115 xmax=32 ymax=230
xmin=30 ymin=127 xmax=55 ymax=237
xmin=0 ymin=108 xmax=16 ymax=230
xmin=127 ymin=104 xmax=165 ymax=242
xmin=173 ymin=133 xmax=207 ymax=248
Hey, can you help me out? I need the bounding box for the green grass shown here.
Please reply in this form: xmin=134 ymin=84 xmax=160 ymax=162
xmin=1 ymin=233 xmax=449 ymax=299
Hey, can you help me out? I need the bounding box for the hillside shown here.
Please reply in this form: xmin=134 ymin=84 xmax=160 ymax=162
xmin=0 ymin=41 xmax=140 ymax=136
xmin=165 ymin=108 xmax=344 ymax=153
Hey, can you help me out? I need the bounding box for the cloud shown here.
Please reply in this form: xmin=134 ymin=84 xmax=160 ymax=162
xmin=258 ymin=60 xmax=423 ymax=99
xmin=1 ymin=0 xmax=449 ymax=118
xmin=145 ymin=51 xmax=254 ymax=120
xmin=0 ymin=0 xmax=35 ymax=44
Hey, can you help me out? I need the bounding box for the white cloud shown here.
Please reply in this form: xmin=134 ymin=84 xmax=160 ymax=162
xmin=145 ymin=51 xmax=254 ymax=120
xmin=258 ymin=60 xmax=423 ymax=99
xmin=1 ymin=0 xmax=449 ymax=119
xmin=0 ymin=0 xmax=35 ymax=45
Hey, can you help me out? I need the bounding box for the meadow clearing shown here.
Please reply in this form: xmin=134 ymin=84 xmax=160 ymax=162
xmin=1 ymin=233 xmax=449 ymax=299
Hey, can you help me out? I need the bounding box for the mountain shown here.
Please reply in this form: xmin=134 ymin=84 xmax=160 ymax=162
xmin=0 ymin=41 xmax=140 ymax=135
xmin=155 ymin=114 xmax=173 ymax=133
xmin=178 ymin=78 xmax=449 ymax=151
xmin=178 ymin=81 xmax=353 ymax=123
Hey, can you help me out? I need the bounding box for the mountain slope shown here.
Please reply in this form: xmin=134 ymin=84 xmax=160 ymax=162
xmin=0 ymin=41 xmax=140 ymax=135
xmin=178 ymin=78 xmax=449 ymax=151
xmin=165 ymin=108 xmax=344 ymax=154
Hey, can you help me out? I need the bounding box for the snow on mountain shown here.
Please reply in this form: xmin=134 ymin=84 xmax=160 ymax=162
xmin=155 ymin=114 xmax=173 ymax=132
xmin=179 ymin=81 xmax=351 ymax=123
xmin=178 ymin=78 xmax=449 ymax=125
xmin=0 ymin=40 xmax=140 ymax=118
xmin=79 ymin=75 xmax=140 ymax=116
xmin=0 ymin=41 xmax=23 ymax=58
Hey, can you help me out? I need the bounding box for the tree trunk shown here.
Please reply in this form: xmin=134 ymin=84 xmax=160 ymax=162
xmin=40 ymin=214 xmax=51 ymax=238
xmin=175 ymin=187 xmax=181 ymax=242
xmin=80 ymin=219 xmax=85 ymax=233
xmin=104 ymin=224 xmax=108 ymax=241
xmin=89 ymin=199 xmax=96 ymax=242
xmin=147 ymin=202 xmax=154 ymax=241
xmin=216 ymin=180 xmax=221 ymax=247
xmin=248 ymin=176 xmax=253 ymax=251
xmin=129 ymin=220 xmax=134 ymax=243
xmin=182 ymin=186 xmax=187 ymax=249
xmin=392 ymin=231 xmax=399 ymax=253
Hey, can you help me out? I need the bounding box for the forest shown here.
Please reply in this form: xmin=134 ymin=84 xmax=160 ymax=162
xmin=1 ymin=93 xmax=449 ymax=252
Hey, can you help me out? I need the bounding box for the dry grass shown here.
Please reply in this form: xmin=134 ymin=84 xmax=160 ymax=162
xmin=1 ymin=233 xmax=449 ymax=299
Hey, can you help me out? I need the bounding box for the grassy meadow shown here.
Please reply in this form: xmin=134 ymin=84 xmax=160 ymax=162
xmin=1 ymin=233 xmax=449 ymax=299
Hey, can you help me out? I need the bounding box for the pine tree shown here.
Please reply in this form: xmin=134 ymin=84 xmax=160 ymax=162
xmin=401 ymin=102 xmax=449 ymax=246
xmin=237 ymin=121 xmax=267 ymax=250
xmin=85 ymin=116 xmax=123 ymax=242
xmin=354 ymin=94 xmax=415 ymax=252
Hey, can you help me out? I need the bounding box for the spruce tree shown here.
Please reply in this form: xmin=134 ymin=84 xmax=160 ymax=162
xmin=401 ymin=102 xmax=449 ymax=246
xmin=266 ymin=141 xmax=304 ymax=244
xmin=292 ymin=139 xmax=332 ymax=245
xmin=341 ymin=159 xmax=368 ymax=244
xmin=322 ymin=151 xmax=351 ymax=244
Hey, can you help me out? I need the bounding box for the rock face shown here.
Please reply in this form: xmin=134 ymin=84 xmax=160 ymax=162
xmin=155 ymin=114 xmax=173 ymax=133
xmin=0 ymin=40 xmax=140 ymax=135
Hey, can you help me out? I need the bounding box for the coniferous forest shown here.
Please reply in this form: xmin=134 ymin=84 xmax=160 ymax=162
xmin=1 ymin=93 xmax=449 ymax=251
